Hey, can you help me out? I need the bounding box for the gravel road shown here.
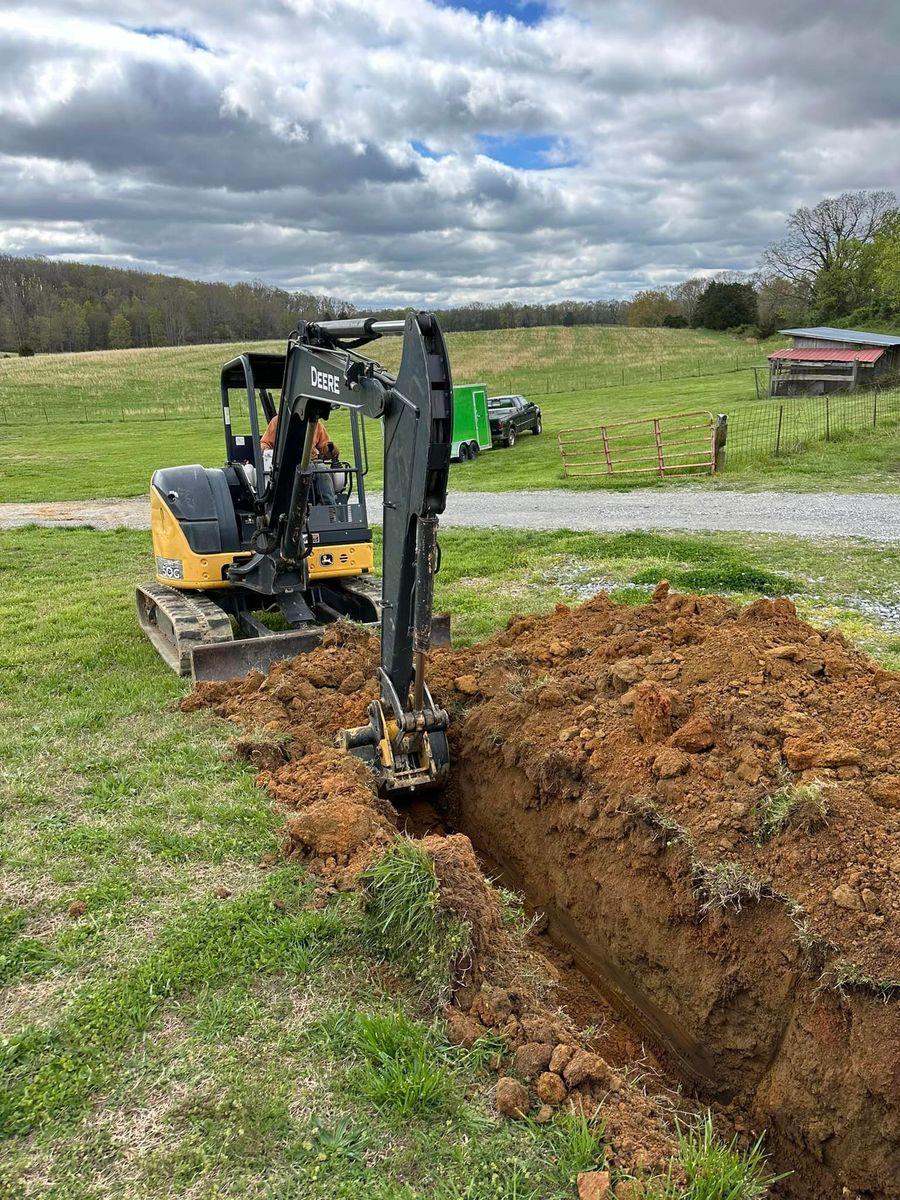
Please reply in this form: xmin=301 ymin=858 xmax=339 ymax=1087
xmin=1 ymin=490 xmax=897 ymax=540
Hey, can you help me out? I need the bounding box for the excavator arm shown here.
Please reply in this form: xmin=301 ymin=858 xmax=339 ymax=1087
xmin=231 ymin=312 xmax=454 ymax=791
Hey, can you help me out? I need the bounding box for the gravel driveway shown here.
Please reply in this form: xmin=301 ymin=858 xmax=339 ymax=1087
xmin=1 ymin=490 xmax=898 ymax=541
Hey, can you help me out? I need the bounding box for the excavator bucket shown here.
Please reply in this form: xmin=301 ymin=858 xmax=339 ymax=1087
xmin=190 ymin=628 xmax=325 ymax=683
xmin=191 ymin=613 xmax=451 ymax=683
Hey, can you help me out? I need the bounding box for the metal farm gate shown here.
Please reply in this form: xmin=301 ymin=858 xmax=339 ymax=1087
xmin=557 ymin=410 xmax=720 ymax=479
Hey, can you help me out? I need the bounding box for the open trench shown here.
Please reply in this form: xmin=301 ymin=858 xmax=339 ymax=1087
xmin=432 ymin=746 xmax=898 ymax=1200
xmin=188 ymin=594 xmax=900 ymax=1200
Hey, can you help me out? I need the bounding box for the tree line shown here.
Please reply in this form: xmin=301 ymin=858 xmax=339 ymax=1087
xmin=625 ymin=190 xmax=900 ymax=336
xmin=0 ymin=256 xmax=357 ymax=355
xmin=3 ymin=189 xmax=899 ymax=356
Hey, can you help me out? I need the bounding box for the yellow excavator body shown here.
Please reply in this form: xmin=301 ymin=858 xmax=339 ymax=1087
xmin=150 ymin=486 xmax=374 ymax=590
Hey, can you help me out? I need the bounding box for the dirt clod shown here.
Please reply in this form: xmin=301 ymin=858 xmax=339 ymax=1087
xmin=494 ymin=1076 xmax=530 ymax=1118
xmin=563 ymin=1049 xmax=612 ymax=1090
xmin=536 ymin=1070 xmax=567 ymax=1105
xmin=443 ymin=1007 xmax=484 ymax=1049
xmin=512 ymin=1041 xmax=554 ymax=1079
xmin=577 ymin=1170 xmax=612 ymax=1200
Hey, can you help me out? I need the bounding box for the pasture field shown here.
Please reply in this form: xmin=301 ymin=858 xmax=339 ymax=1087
xmin=2 ymin=522 xmax=898 ymax=1196
xmin=1 ymin=325 xmax=783 ymax=503
xmin=3 ymin=321 xmax=900 ymax=503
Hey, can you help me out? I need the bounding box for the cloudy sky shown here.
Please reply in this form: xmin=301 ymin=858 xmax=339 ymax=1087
xmin=2 ymin=0 xmax=899 ymax=305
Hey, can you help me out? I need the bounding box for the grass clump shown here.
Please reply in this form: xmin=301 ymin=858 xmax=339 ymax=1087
xmin=693 ymin=861 xmax=767 ymax=915
xmin=755 ymin=768 xmax=828 ymax=842
xmin=362 ymin=838 xmax=471 ymax=1007
xmin=308 ymin=1009 xmax=458 ymax=1119
xmin=546 ymin=1107 xmax=607 ymax=1183
xmin=637 ymin=1112 xmax=785 ymax=1199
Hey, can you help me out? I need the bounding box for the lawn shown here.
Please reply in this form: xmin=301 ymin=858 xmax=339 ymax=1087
xmin=2 ymin=523 xmax=898 ymax=1197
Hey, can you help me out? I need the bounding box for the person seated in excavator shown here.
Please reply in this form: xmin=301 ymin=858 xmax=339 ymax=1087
xmin=260 ymin=414 xmax=339 ymax=505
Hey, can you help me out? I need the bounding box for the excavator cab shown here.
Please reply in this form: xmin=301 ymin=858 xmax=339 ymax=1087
xmin=217 ymin=352 xmax=375 ymax=585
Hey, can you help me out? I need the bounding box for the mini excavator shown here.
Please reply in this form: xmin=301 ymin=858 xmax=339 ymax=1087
xmin=137 ymin=313 xmax=453 ymax=791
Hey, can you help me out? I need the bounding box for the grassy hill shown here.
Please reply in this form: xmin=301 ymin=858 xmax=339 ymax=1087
xmin=4 ymin=323 xmax=898 ymax=501
xmin=1 ymin=325 xmax=787 ymax=502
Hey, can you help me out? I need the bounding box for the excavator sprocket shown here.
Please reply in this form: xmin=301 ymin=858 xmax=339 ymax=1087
xmin=136 ymin=583 xmax=234 ymax=677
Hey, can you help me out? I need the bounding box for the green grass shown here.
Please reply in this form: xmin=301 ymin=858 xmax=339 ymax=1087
xmin=3 ymin=522 xmax=898 ymax=1196
xmin=0 ymin=325 xmax=792 ymax=503
xmin=5 ymin=322 xmax=899 ymax=500
xmin=362 ymin=839 xmax=472 ymax=1007
xmin=639 ymin=1113 xmax=786 ymax=1199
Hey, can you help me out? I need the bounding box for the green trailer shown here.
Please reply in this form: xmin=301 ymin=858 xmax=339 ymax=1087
xmin=451 ymin=383 xmax=492 ymax=462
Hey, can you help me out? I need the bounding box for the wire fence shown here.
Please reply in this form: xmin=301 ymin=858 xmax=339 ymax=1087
xmin=723 ymin=387 xmax=900 ymax=465
xmin=0 ymin=355 xmax=770 ymax=426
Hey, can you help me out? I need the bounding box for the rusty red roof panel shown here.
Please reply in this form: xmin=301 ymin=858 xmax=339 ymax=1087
xmin=768 ymin=347 xmax=884 ymax=363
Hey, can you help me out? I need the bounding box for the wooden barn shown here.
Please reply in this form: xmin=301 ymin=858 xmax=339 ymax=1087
xmin=768 ymin=326 xmax=900 ymax=397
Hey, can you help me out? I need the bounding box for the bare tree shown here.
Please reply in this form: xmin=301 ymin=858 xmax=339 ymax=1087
xmin=763 ymin=190 xmax=898 ymax=285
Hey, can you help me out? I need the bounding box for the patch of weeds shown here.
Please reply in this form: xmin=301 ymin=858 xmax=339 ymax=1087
xmin=545 ymin=1107 xmax=606 ymax=1185
xmin=495 ymin=884 xmax=529 ymax=929
xmin=635 ymin=1112 xmax=786 ymax=1198
xmin=0 ymin=929 xmax=58 ymax=986
xmin=626 ymin=797 xmax=693 ymax=851
xmin=824 ymin=960 xmax=900 ymax=1002
xmin=308 ymin=1009 xmax=459 ymax=1119
xmin=291 ymin=1115 xmax=369 ymax=1189
xmin=693 ymin=860 xmax=767 ymax=915
xmin=755 ymin=767 xmax=828 ymax=842
xmin=362 ymin=838 xmax=471 ymax=1008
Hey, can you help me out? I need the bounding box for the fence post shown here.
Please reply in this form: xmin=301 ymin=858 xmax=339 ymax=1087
xmin=775 ymin=404 xmax=784 ymax=457
xmin=825 ymin=396 xmax=830 ymax=442
xmin=714 ymin=414 xmax=728 ymax=473
xmin=602 ymin=425 xmax=612 ymax=475
xmin=873 ymin=390 xmax=878 ymax=427
xmin=653 ymin=418 xmax=665 ymax=477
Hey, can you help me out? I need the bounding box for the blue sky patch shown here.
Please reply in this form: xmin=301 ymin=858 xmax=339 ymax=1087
xmin=411 ymin=140 xmax=445 ymax=161
xmin=435 ymin=0 xmax=551 ymax=26
xmin=477 ymin=133 xmax=578 ymax=170
xmin=122 ymin=25 xmax=210 ymax=52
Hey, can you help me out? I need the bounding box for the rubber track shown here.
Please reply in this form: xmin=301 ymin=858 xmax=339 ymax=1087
xmin=136 ymin=583 xmax=234 ymax=676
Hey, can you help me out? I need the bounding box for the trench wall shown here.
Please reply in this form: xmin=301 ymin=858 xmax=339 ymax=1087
xmin=453 ymin=751 xmax=900 ymax=1200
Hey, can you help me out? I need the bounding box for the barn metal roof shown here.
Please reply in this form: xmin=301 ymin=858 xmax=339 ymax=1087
xmin=769 ymin=347 xmax=884 ymax=363
xmin=778 ymin=326 xmax=900 ymax=347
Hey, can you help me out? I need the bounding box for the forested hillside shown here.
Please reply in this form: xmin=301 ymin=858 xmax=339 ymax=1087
xmin=0 ymin=256 xmax=356 ymax=354
xmin=0 ymin=254 xmax=627 ymax=355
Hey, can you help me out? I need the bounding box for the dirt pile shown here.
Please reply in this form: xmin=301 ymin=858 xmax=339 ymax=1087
xmin=185 ymin=593 xmax=900 ymax=1198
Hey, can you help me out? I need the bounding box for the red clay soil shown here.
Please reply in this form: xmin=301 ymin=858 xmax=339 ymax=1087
xmin=184 ymin=592 xmax=900 ymax=1199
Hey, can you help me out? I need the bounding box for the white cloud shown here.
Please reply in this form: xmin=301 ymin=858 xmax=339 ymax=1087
xmin=0 ymin=0 xmax=898 ymax=304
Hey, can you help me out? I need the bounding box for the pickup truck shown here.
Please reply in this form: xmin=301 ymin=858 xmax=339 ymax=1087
xmin=487 ymin=394 xmax=542 ymax=448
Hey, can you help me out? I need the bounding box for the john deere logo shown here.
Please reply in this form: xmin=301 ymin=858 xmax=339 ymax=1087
xmin=320 ymin=553 xmax=334 ymax=566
